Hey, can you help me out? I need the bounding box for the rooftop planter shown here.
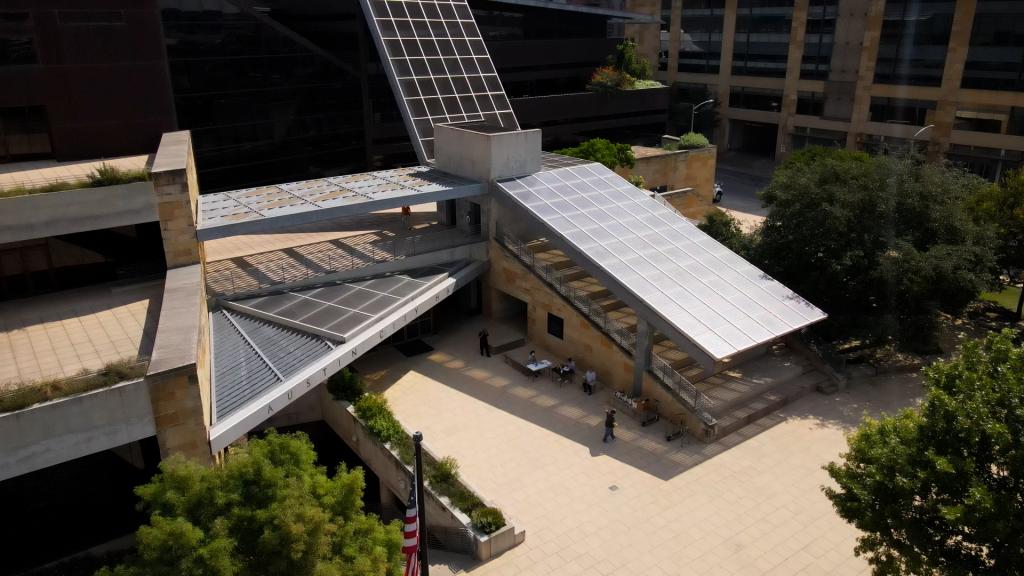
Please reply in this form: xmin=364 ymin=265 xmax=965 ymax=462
xmin=0 ymin=163 xmax=149 ymax=199
xmin=0 ymin=357 xmax=149 ymax=414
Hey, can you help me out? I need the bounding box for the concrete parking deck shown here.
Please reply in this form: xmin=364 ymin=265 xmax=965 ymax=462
xmin=355 ymin=320 xmax=922 ymax=576
xmin=0 ymin=280 xmax=162 ymax=389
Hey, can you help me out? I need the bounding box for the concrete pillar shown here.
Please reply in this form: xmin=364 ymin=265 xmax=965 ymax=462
xmin=932 ymin=0 xmax=978 ymax=159
xmin=624 ymin=0 xmax=662 ymax=72
xmin=775 ymin=0 xmax=811 ymax=161
xmin=152 ymin=131 xmax=203 ymax=269
xmin=666 ymin=0 xmax=682 ymax=84
xmin=715 ymin=0 xmax=739 ymax=149
xmin=846 ymin=0 xmax=887 ymax=150
xmin=632 ymin=318 xmax=653 ymax=397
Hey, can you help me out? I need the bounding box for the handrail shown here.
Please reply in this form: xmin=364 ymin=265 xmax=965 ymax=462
xmin=495 ymin=222 xmax=716 ymax=426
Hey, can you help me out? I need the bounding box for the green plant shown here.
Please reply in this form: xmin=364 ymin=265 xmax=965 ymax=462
xmin=87 ymin=163 xmax=150 ymax=187
xmin=667 ymin=132 xmax=710 ymax=150
xmin=354 ymin=393 xmax=406 ymax=445
xmin=627 ymin=174 xmax=646 ymax=189
xmin=608 ymin=39 xmax=651 ymax=80
xmin=586 ymin=65 xmax=634 ymax=92
xmin=0 ymin=357 xmax=148 ymax=413
xmin=555 ymin=138 xmax=635 ymax=170
xmin=631 ymin=79 xmax=663 ymax=89
xmin=470 ymin=507 xmax=506 ymax=535
xmin=327 ymin=368 xmax=365 ymax=402
xmin=426 ymin=456 xmax=460 ymax=491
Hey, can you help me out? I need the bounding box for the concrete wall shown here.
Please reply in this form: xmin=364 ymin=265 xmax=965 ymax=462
xmin=0 ymin=379 xmax=156 ymax=481
xmin=152 ymin=131 xmax=203 ymax=268
xmin=0 ymin=181 xmax=156 ymax=244
xmin=434 ymin=125 xmax=541 ymax=182
xmin=320 ymin=388 xmax=524 ymax=561
xmin=616 ymin=145 xmax=717 ymax=220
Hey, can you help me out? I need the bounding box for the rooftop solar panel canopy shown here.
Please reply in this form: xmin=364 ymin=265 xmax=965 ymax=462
xmin=359 ymin=0 xmax=520 ymax=163
xmin=495 ymin=162 xmax=827 ymax=361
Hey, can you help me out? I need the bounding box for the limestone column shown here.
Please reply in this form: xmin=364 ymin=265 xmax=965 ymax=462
xmin=846 ymin=0 xmax=887 ymax=150
xmin=632 ymin=318 xmax=653 ymax=397
xmin=667 ymin=0 xmax=683 ymax=85
xmin=775 ymin=0 xmax=810 ymax=161
xmin=715 ymin=0 xmax=739 ymax=149
xmin=932 ymin=0 xmax=978 ymax=159
xmin=152 ymin=130 xmax=203 ymax=268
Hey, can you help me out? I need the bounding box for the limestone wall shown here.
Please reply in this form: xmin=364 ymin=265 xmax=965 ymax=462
xmin=616 ymin=145 xmax=717 ymax=220
xmin=152 ymin=130 xmax=203 ymax=268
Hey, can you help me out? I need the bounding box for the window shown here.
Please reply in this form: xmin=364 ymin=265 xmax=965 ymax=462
xmin=869 ymin=97 xmax=936 ymax=126
xmin=0 ymin=106 xmax=52 ymax=161
xmin=678 ymin=0 xmax=725 ymax=74
xmin=961 ymin=0 xmax=1024 ymax=91
xmin=730 ymin=87 xmax=782 ymax=112
xmin=795 ymin=91 xmax=824 ymax=116
xmin=547 ymin=313 xmax=564 ymax=340
xmin=953 ymin=111 xmax=1003 ymax=134
xmin=731 ymin=0 xmax=794 ymax=78
xmin=874 ymin=0 xmax=955 ymax=87
xmin=0 ymin=11 xmax=35 ymax=66
xmin=801 ymin=0 xmax=837 ymax=80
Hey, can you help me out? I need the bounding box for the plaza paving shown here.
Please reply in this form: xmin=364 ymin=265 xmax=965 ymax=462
xmin=356 ymin=320 xmax=923 ymax=576
xmin=0 ymin=280 xmax=162 ymax=389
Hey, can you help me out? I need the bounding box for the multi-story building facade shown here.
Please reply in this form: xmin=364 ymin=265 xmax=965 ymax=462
xmin=655 ymin=0 xmax=1024 ymax=180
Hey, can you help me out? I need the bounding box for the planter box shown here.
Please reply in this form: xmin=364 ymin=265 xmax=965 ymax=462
xmin=320 ymin=388 xmax=525 ymax=561
xmin=0 ymin=181 xmax=157 ymax=244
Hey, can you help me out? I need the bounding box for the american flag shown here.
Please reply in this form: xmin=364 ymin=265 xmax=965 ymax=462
xmin=402 ymin=479 xmax=420 ymax=576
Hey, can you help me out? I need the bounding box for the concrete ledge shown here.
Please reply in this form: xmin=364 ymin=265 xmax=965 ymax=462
xmin=0 ymin=379 xmax=155 ymax=481
xmin=151 ymin=131 xmax=191 ymax=175
xmin=0 ymin=181 xmax=156 ymax=244
xmin=321 ymin=391 xmax=525 ymax=561
xmin=148 ymin=265 xmax=202 ymax=376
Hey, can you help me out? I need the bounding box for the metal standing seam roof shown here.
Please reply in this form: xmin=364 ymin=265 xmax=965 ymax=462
xmin=211 ymin=309 xmax=335 ymax=422
xmin=495 ymin=162 xmax=827 ymax=361
xmin=196 ymin=166 xmax=484 ymax=240
xmin=358 ymin=0 xmax=520 ymax=163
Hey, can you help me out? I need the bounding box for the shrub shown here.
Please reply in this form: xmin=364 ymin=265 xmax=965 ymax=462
xmin=87 ymin=163 xmax=150 ymax=187
xmin=449 ymin=488 xmax=484 ymax=514
xmin=0 ymin=357 xmax=148 ymax=413
xmin=631 ymin=79 xmax=663 ymax=89
xmin=555 ymin=138 xmax=635 ymax=170
xmin=327 ymin=368 xmax=365 ymax=402
xmin=586 ymin=66 xmax=634 ymax=92
xmin=353 ymin=393 xmax=406 ymax=447
xmin=668 ymin=132 xmax=710 ymax=150
xmin=471 ymin=507 xmax=506 ymax=535
xmin=627 ymin=174 xmax=646 ymax=189
xmin=608 ymin=39 xmax=651 ymax=80
xmin=427 ymin=456 xmax=460 ymax=491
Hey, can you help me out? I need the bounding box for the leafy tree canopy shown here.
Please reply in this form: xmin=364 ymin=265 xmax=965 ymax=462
xmin=970 ymin=168 xmax=1024 ymax=317
xmin=825 ymin=329 xmax=1024 ymax=576
xmin=756 ymin=147 xmax=998 ymax=350
xmin=608 ymin=39 xmax=651 ymax=80
xmin=555 ymin=138 xmax=635 ymax=170
xmin=97 ymin=431 xmax=402 ymax=576
xmin=697 ymin=208 xmax=754 ymax=258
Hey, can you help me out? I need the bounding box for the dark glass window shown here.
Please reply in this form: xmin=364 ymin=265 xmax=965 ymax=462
xmin=869 ymin=97 xmax=936 ymax=125
xmin=678 ymin=0 xmax=725 ymax=74
xmin=791 ymin=126 xmax=845 ymax=150
xmin=795 ymin=91 xmax=824 ymax=115
xmin=547 ymin=313 xmax=564 ymax=340
xmin=953 ymin=111 xmax=1003 ymax=134
xmin=947 ymin=144 xmax=1024 ymax=181
xmin=730 ymin=87 xmax=782 ymax=111
xmin=1010 ymin=107 xmax=1024 ymax=136
xmin=57 ymin=10 xmax=126 ymax=25
xmin=732 ymin=0 xmax=793 ymax=78
xmin=0 ymin=106 xmax=52 ymax=161
xmin=801 ymin=0 xmax=837 ymax=80
xmin=961 ymin=0 xmax=1024 ymax=91
xmin=0 ymin=11 xmax=36 ymax=66
xmin=874 ymin=0 xmax=955 ymax=86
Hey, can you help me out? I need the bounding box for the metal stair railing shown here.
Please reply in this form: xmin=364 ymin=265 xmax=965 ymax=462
xmin=495 ymin=223 xmax=716 ymax=427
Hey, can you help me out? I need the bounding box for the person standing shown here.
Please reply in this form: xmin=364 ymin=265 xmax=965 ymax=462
xmin=583 ymin=369 xmax=596 ymax=395
xmin=603 ymin=409 xmax=616 ymax=443
xmin=400 ymin=205 xmax=412 ymax=230
xmin=478 ymin=328 xmax=491 ymax=357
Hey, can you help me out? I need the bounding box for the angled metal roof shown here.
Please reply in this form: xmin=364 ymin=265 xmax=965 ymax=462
xmin=495 ymin=162 xmax=826 ymax=361
xmin=211 ymin=309 xmax=335 ymax=423
xmin=197 ymin=166 xmax=484 ymax=241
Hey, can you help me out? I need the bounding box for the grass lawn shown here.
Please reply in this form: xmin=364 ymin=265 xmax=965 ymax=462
xmin=981 ymin=284 xmax=1022 ymax=312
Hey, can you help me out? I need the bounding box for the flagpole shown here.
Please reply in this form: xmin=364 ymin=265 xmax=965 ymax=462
xmin=413 ymin=431 xmax=430 ymax=576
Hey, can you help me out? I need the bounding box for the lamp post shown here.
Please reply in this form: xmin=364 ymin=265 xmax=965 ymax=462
xmin=689 ymin=98 xmax=715 ymax=134
xmin=911 ymin=124 xmax=934 ymax=157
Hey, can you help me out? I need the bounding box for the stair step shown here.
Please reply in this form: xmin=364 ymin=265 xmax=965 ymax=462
xmin=710 ymin=371 xmax=825 ymax=440
xmin=526 ymin=240 xmax=555 ymax=253
xmin=560 ymin=268 xmax=592 ymax=282
xmin=596 ymin=298 xmax=628 ymax=312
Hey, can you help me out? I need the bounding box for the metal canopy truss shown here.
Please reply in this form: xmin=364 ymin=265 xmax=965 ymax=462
xmin=209 ymin=259 xmax=487 ymax=451
xmin=221 ymin=263 xmax=464 ymax=342
xmin=197 ymin=166 xmax=484 ymax=240
xmin=494 ymin=162 xmax=826 ymax=361
xmin=358 ymin=0 xmax=520 ymax=163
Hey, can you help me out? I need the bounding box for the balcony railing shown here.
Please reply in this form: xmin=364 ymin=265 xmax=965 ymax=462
xmin=495 ymin=222 xmax=715 ymax=426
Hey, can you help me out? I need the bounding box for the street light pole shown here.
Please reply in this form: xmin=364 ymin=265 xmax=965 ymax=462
xmin=912 ymin=124 xmax=935 ymax=139
xmin=689 ymin=98 xmax=715 ymax=134
xmin=413 ymin=431 xmax=429 ymax=576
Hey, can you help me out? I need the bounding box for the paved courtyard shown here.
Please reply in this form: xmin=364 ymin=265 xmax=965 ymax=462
xmin=0 ymin=280 xmax=162 ymax=389
xmin=356 ymin=320 xmax=922 ymax=576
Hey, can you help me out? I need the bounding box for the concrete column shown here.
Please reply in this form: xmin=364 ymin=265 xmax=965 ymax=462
xmin=932 ymin=0 xmax=978 ymax=159
xmin=632 ymin=318 xmax=653 ymax=397
xmin=152 ymin=131 xmax=203 ymax=268
xmin=715 ymin=0 xmax=739 ymax=149
xmin=666 ymin=0 xmax=683 ymax=84
xmin=625 ymin=0 xmax=662 ymax=71
xmin=775 ymin=0 xmax=811 ymax=161
xmin=846 ymin=0 xmax=887 ymax=150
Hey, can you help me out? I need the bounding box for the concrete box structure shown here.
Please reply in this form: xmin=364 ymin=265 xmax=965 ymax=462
xmin=616 ymin=144 xmax=718 ymax=220
xmin=434 ymin=123 xmax=542 ymax=182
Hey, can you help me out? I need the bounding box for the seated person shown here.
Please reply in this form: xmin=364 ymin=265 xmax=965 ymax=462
xmin=528 ymin=350 xmax=537 ymax=365
xmin=583 ymin=369 xmax=597 ymax=395
xmin=565 ymin=357 xmax=576 ymax=376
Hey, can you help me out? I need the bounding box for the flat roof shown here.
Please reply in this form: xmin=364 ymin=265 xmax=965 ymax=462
xmin=196 ymin=166 xmax=484 ymax=241
xmin=496 ymin=161 xmax=826 ymax=361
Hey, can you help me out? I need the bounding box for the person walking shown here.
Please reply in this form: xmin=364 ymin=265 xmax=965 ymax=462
xmin=478 ymin=328 xmax=491 ymax=357
xmin=603 ymin=409 xmax=616 ymax=443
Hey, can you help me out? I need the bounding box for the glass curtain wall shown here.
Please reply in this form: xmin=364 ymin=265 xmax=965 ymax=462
xmin=874 ymin=0 xmax=955 ymax=86
xmin=961 ymin=0 xmax=1024 ymax=91
xmin=677 ymin=0 xmax=725 ymax=74
xmin=800 ymin=0 xmax=836 ymax=80
xmin=731 ymin=0 xmax=793 ymax=78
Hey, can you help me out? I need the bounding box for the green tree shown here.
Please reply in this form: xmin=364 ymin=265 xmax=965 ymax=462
xmin=824 ymin=329 xmax=1024 ymax=576
xmin=608 ymin=39 xmax=651 ymax=80
xmin=970 ymin=168 xmax=1024 ymax=318
xmin=97 ymin=431 xmax=402 ymax=576
xmin=755 ymin=147 xmax=997 ymax=350
xmin=555 ymin=138 xmax=635 ymax=170
xmin=697 ymin=208 xmax=754 ymax=258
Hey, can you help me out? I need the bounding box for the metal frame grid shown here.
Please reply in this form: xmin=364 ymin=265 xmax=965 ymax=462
xmin=358 ymin=0 xmax=520 ymax=163
xmin=496 ymin=163 xmax=826 ymax=360
xmin=198 ymin=165 xmax=477 ymax=230
xmin=540 ymin=152 xmax=596 ymax=170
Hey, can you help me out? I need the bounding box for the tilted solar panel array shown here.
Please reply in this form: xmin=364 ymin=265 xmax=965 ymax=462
xmin=359 ymin=0 xmax=520 ymax=163
xmin=495 ymin=162 xmax=827 ymax=360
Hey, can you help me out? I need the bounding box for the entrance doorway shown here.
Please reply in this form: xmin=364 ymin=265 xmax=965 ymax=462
xmin=729 ymin=120 xmax=779 ymax=158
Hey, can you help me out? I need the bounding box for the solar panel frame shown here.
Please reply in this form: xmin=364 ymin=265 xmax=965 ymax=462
xmin=496 ymin=163 xmax=826 ymax=360
xmin=359 ymin=0 xmax=520 ymax=164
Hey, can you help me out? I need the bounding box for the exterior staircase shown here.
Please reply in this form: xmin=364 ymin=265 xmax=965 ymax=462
xmin=497 ymin=224 xmax=830 ymax=442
